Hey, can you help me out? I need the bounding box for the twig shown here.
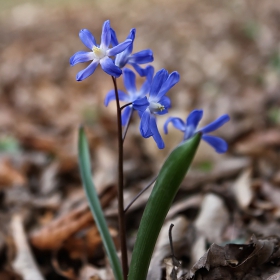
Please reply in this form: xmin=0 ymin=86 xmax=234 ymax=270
xmin=169 ymin=224 xmax=181 ymax=267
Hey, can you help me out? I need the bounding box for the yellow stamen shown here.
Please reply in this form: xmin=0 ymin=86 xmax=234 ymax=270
xmin=92 ymin=46 xmax=105 ymax=59
xmin=149 ymin=102 xmax=165 ymax=113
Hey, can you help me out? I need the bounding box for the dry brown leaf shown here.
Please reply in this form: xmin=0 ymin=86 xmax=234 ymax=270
xmin=63 ymin=227 xmax=118 ymax=259
xmin=266 ymin=272 xmax=280 ymax=280
xmin=232 ymin=168 xmax=253 ymax=209
xmin=167 ymin=194 xmax=203 ymax=220
xmin=164 ymin=257 xmax=180 ymax=280
xmin=19 ymin=134 xmax=58 ymax=153
xmin=148 ymin=216 xmax=188 ymax=280
xmin=191 ymin=235 xmax=207 ymax=266
xmin=30 ymin=185 xmax=117 ymax=250
xmin=181 ymin=157 xmax=250 ymax=191
xmin=260 ymin=181 xmax=280 ymax=209
xmin=194 ymin=193 xmax=229 ymax=243
xmin=30 ymin=203 xmax=93 ymax=250
xmin=0 ymin=159 xmax=26 ymax=187
xmin=235 ymin=129 xmax=280 ymax=156
xmin=79 ymin=264 xmax=114 ymax=280
xmin=182 ymin=235 xmax=280 ymax=280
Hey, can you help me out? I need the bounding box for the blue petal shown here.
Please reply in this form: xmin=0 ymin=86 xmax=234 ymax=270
xmin=156 ymin=71 xmax=180 ymax=100
xmin=100 ymin=20 xmax=111 ymax=49
xmin=104 ymin=89 xmax=129 ymax=106
xmin=79 ymin=29 xmax=96 ymax=49
xmin=156 ymin=96 xmax=171 ymax=115
xmin=138 ymin=67 xmax=154 ymax=98
xmin=129 ymin=63 xmax=147 ymax=77
xmin=124 ymin=28 xmax=135 ymax=55
xmin=149 ymin=69 xmax=169 ymax=100
xmin=184 ymin=110 xmax=203 ymax=139
xmin=145 ymin=65 xmax=155 ymax=81
xmin=110 ymin=27 xmax=119 ymax=46
xmin=123 ymin=68 xmax=137 ymax=96
xmin=114 ymin=29 xmax=135 ymax=68
xmin=121 ymin=105 xmax=133 ymax=126
xmin=202 ymin=135 xmax=228 ymax=153
xmin=158 ymin=96 xmax=171 ymax=110
xmin=186 ymin=109 xmax=203 ymax=128
xmin=150 ymin=115 xmax=165 ymax=149
xmin=107 ymin=39 xmax=132 ymax=56
xmin=156 ymin=108 xmax=169 ymax=115
xmin=70 ymin=51 xmax=94 ymax=66
xmin=138 ymin=79 xmax=151 ymax=99
xmin=133 ymin=96 xmax=149 ymax=112
xmin=128 ymin=49 xmax=154 ymax=64
xmin=76 ymin=60 xmax=99 ymax=81
xmin=163 ymin=117 xmax=185 ymax=134
xmin=140 ymin=110 xmax=152 ymax=138
xmin=199 ymin=114 xmax=230 ymax=134
xmin=100 ymin=57 xmax=122 ymax=77
xmin=115 ymin=53 xmax=128 ymax=68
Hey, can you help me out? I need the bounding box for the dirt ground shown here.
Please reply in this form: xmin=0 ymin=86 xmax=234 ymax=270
xmin=0 ymin=0 xmax=280 ymax=279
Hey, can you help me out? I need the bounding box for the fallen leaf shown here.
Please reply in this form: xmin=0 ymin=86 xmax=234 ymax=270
xmin=194 ymin=193 xmax=229 ymax=243
xmin=232 ymin=168 xmax=253 ymax=209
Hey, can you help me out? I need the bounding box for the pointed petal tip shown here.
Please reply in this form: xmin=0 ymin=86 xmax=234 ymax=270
xmin=186 ymin=109 xmax=203 ymax=126
xmin=103 ymin=19 xmax=110 ymax=26
xmin=202 ymin=135 xmax=228 ymax=154
xmin=79 ymin=29 xmax=97 ymax=49
xmin=200 ymin=113 xmax=230 ymax=134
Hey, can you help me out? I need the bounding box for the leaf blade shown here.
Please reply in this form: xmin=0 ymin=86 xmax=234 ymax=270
xmin=128 ymin=134 xmax=201 ymax=280
xmin=78 ymin=126 xmax=123 ymax=280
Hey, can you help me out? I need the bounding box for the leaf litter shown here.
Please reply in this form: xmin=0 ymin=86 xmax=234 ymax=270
xmin=0 ymin=0 xmax=280 ymax=279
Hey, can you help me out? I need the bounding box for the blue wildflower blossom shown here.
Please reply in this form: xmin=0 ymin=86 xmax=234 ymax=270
xmin=133 ymin=69 xmax=180 ymax=149
xmin=104 ymin=66 xmax=154 ymax=126
xmin=70 ymin=20 xmax=132 ymax=81
xmin=164 ymin=109 xmax=230 ymax=153
xmin=110 ymin=28 xmax=154 ymax=77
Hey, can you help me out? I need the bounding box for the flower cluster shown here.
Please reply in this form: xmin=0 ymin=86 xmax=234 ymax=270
xmin=70 ymin=20 xmax=230 ymax=152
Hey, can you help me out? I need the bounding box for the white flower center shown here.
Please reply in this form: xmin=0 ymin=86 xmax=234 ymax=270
xmin=92 ymin=46 xmax=106 ymax=59
xmin=149 ymin=102 xmax=165 ymax=113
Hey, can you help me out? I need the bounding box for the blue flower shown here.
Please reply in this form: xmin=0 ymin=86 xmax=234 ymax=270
xmin=110 ymin=28 xmax=154 ymax=77
xmin=70 ymin=20 xmax=132 ymax=81
xmin=164 ymin=109 xmax=230 ymax=153
xmin=133 ymin=69 xmax=180 ymax=149
xmin=104 ymin=66 xmax=154 ymax=126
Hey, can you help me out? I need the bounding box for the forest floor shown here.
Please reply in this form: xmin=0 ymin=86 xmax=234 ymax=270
xmin=0 ymin=0 xmax=280 ymax=279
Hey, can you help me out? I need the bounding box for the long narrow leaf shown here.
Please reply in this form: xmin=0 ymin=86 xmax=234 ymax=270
xmin=78 ymin=126 xmax=123 ymax=280
xmin=128 ymin=133 xmax=201 ymax=280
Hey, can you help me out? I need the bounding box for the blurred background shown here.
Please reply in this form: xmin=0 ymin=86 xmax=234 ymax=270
xmin=0 ymin=0 xmax=280 ymax=157
xmin=0 ymin=0 xmax=280 ymax=279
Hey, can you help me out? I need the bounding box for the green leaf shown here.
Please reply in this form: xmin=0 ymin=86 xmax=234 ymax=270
xmin=0 ymin=136 xmax=20 ymax=153
xmin=128 ymin=134 xmax=201 ymax=280
xmin=78 ymin=126 xmax=123 ymax=280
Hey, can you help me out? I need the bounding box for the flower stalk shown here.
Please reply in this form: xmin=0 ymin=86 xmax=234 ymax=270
xmin=112 ymin=76 xmax=129 ymax=279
